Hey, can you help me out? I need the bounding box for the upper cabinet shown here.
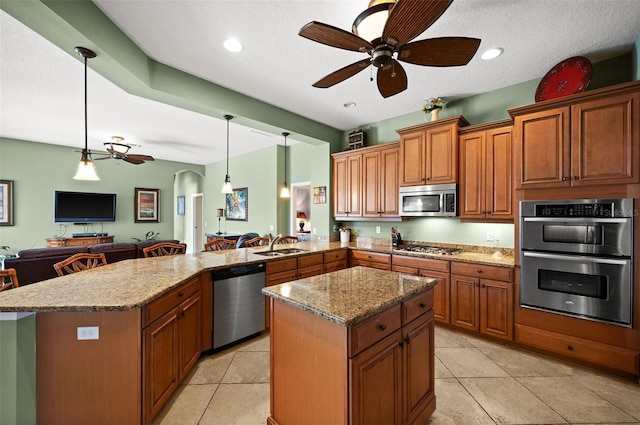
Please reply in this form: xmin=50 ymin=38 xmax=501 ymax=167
xmin=459 ymin=122 xmax=514 ymax=221
xmin=333 ymin=152 xmax=362 ymax=218
xmin=510 ymin=82 xmax=640 ymax=189
xmin=397 ymin=116 xmax=469 ymax=186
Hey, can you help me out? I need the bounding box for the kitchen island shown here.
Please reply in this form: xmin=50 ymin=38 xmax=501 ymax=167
xmin=263 ymin=266 xmax=438 ymax=425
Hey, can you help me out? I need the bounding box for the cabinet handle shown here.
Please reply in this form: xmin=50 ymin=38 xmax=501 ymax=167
xmin=573 ymin=176 xmax=579 ymax=180
xmin=419 ymin=302 xmax=426 ymax=309
xmin=379 ymin=324 xmax=387 ymax=331
xmin=561 ymin=176 xmax=568 ymax=181
xmin=399 ymin=341 xmax=404 ymax=348
xmin=481 ymin=284 xmax=485 ymax=288
xmin=567 ymin=345 xmax=574 ymax=351
xmin=477 ymin=269 xmax=482 ymax=273
xmin=178 ymin=292 xmax=184 ymax=297
xmin=474 ymin=283 xmax=479 ymax=287
xmin=404 ymin=337 xmax=410 ymax=345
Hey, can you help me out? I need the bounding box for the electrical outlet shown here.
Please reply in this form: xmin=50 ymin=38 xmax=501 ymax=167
xmin=77 ymin=326 xmax=99 ymax=340
xmin=486 ymin=231 xmax=496 ymax=241
xmin=313 ymin=228 xmax=317 ymax=235
xmin=376 ymin=226 xmax=381 ymax=234
xmin=269 ymin=225 xmax=274 ymax=231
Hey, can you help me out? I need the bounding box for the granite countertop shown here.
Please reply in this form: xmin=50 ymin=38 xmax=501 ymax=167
xmin=263 ymin=266 xmax=437 ymax=327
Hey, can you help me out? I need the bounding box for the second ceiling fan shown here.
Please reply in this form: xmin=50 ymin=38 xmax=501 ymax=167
xmin=94 ymin=136 xmax=155 ymax=165
xmin=299 ymin=0 xmax=481 ymax=98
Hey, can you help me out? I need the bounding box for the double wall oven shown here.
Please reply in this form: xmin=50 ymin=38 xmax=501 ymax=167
xmin=520 ymin=198 xmax=634 ymax=327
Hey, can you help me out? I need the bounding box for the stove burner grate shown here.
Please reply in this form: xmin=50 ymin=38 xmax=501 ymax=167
xmin=396 ymin=244 xmax=462 ymax=256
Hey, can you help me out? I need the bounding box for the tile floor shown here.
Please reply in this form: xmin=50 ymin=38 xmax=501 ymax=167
xmin=152 ymin=325 xmax=640 ymax=425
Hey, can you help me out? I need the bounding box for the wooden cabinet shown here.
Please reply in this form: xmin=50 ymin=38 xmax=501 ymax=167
xmin=459 ymin=123 xmax=514 ymax=220
xmin=297 ymin=253 xmax=325 ymax=278
xmin=397 ymin=116 xmax=469 ymax=186
xmin=46 ymin=235 xmax=114 ymax=247
xmin=350 ymin=249 xmax=391 ymax=270
xmin=333 ymin=152 xmax=362 ymax=217
xmin=142 ymin=278 xmax=202 ymax=423
xmin=391 ymin=255 xmax=451 ymax=324
xmin=325 ymin=249 xmax=349 ymax=272
xmin=265 ymin=258 xmax=298 ymax=329
xmin=511 ymin=85 xmax=639 ymax=189
xmin=362 ymin=143 xmax=400 ymax=218
xmin=450 ymin=262 xmax=513 ymax=341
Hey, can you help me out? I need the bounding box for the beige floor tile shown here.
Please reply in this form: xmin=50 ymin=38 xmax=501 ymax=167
xmin=434 ymin=355 xmax=454 ymax=379
xmin=151 ymin=384 xmax=217 ymax=425
xmin=221 ymin=351 xmax=270 ymax=383
xmin=435 ymin=326 xmax=474 ymax=348
xmin=460 ymin=332 xmax=505 ymax=349
xmin=238 ymin=333 xmax=270 ymax=352
xmin=479 ymin=345 xmax=577 ymax=377
xmin=459 ymin=377 xmax=567 ymax=424
xmin=198 ymin=383 xmax=270 ymax=425
xmin=436 ymin=348 xmax=509 ymax=378
xmin=521 ymin=375 xmax=639 ymax=423
xmin=185 ymin=351 xmax=235 ymax=385
xmin=427 ymin=378 xmax=496 ymax=425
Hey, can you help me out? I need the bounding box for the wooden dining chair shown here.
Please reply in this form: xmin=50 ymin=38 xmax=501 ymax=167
xmin=143 ymin=242 xmax=187 ymax=258
xmin=204 ymin=239 xmax=237 ymax=251
xmin=243 ymin=237 xmax=270 ymax=247
xmin=0 ymin=268 xmax=19 ymax=291
xmin=54 ymin=253 xmax=108 ymax=277
xmin=277 ymin=235 xmax=298 ymax=244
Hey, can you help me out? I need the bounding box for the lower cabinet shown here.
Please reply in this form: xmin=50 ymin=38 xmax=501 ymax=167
xmin=450 ymin=262 xmax=513 ymax=340
xmin=325 ymin=249 xmax=349 ymax=272
xmin=350 ymin=249 xmax=392 ymax=270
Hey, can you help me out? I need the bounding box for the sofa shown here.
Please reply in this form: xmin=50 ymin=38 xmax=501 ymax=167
xmin=4 ymin=240 xmax=181 ymax=286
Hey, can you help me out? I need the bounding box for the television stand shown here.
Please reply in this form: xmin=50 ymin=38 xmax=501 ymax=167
xmin=46 ymin=236 xmax=114 ymax=248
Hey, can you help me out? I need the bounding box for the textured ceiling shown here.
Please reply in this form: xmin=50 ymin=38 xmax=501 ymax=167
xmin=1 ymin=0 xmax=639 ymax=165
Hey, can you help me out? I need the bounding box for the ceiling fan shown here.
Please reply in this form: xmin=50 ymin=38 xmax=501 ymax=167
xmin=93 ymin=136 xmax=155 ymax=165
xmin=299 ymin=0 xmax=481 ymax=98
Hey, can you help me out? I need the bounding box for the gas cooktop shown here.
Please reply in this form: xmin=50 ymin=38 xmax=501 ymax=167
xmin=394 ymin=244 xmax=462 ymax=256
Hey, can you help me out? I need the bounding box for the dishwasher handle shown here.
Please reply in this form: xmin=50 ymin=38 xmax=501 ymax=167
xmin=212 ymin=263 xmax=265 ymax=280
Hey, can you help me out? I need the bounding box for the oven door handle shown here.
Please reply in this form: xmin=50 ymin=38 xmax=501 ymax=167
xmin=522 ymin=217 xmax=630 ymax=223
xmin=522 ymin=251 xmax=630 ymax=265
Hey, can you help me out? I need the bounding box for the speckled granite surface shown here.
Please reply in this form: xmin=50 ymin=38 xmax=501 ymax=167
xmin=0 ymin=238 xmax=512 ymax=313
xmin=263 ymin=266 xmax=436 ymax=326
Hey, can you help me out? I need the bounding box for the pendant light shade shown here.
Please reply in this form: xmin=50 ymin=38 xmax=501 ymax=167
xmin=280 ymin=132 xmax=290 ymax=198
xmin=73 ymin=47 xmax=100 ymax=181
xmin=221 ymin=115 xmax=234 ymax=194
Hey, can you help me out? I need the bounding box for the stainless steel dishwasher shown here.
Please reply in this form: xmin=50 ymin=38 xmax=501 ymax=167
xmin=212 ymin=262 xmax=266 ymax=349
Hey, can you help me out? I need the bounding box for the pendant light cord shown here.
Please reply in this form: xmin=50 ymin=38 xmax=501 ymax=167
xmin=224 ymin=115 xmax=233 ymax=178
xmin=84 ymin=54 xmax=88 ymax=153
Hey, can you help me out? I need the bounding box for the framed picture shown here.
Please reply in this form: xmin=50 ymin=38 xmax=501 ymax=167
xmin=135 ymin=188 xmax=160 ymax=223
xmin=313 ymin=186 xmax=326 ymax=204
xmin=177 ymin=196 xmax=185 ymax=216
xmin=225 ymin=187 xmax=248 ymax=221
xmin=0 ymin=180 xmax=14 ymax=226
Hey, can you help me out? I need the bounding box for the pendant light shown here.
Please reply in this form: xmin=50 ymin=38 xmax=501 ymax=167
xmin=280 ymin=132 xmax=290 ymax=198
xmin=73 ymin=47 xmax=100 ymax=181
xmin=221 ymin=115 xmax=234 ymax=194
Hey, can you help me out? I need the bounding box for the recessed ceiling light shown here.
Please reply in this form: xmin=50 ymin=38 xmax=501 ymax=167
xmin=481 ymin=48 xmax=503 ymax=60
xmin=343 ymin=102 xmax=357 ymax=108
xmin=223 ymin=38 xmax=243 ymax=52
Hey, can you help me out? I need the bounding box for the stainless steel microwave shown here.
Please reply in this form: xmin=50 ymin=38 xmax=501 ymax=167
xmin=399 ymin=184 xmax=457 ymax=217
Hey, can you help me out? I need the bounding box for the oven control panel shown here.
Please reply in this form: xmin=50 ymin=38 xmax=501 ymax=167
xmin=535 ymin=203 xmax=613 ymax=217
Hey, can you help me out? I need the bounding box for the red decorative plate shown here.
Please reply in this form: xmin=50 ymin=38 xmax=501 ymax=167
xmin=535 ymin=56 xmax=592 ymax=102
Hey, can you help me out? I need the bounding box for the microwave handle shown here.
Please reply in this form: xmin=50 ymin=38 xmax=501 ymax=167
xmin=521 ymin=251 xmax=630 ymax=265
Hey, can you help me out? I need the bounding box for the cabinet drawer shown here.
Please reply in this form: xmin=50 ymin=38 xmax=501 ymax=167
xmin=324 ymin=260 xmax=347 ymax=273
xmin=392 ymin=255 xmax=450 ymax=272
xmin=349 ymin=304 xmax=401 ymax=356
xmin=298 ymin=253 xmax=324 ymax=268
xmin=516 ymin=325 xmax=640 ymax=374
xmin=403 ymin=290 xmax=434 ymax=325
xmin=266 ymin=258 xmax=298 ymax=274
xmin=143 ymin=278 xmax=201 ymax=327
xmin=324 ymin=250 xmax=347 ymax=263
xmin=350 ymin=250 xmax=391 ymax=264
xmin=298 ymin=263 xmax=324 ymax=279
xmin=352 ymin=259 xmax=391 ymax=271
xmin=451 ymin=262 xmax=513 ymax=282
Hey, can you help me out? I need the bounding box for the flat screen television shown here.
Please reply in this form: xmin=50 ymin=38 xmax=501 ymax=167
xmin=54 ymin=191 xmax=117 ymax=223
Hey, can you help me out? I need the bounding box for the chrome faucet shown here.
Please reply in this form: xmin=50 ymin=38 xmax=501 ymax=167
xmin=269 ymin=234 xmax=282 ymax=251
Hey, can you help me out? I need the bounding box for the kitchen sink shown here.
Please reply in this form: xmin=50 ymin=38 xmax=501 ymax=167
xmin=254 ymin=248 xmax=307 ymax=257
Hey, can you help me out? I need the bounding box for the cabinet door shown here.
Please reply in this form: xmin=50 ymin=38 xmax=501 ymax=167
xmin=178 ymin=292 xmax=202 ymax=378
xmin=402 ymin=312 xmax=434 ymax=425
xmin=265 ymin=269 xmax=298 ymax=329
xmin=450 ymin=275 xmax=479 ymax=331
xmin=426 ymin=123 xmax=457 ymax=184
xmin=399 ymin=131 xmax=426 ymax=186
xmin=459 ymin=131 xmax=485 ymax=219
xmin=363 ymin=151 xmax=382 ymax=217
xmin=514 ymin=107 xmax=570 ymax=189
xmin=380 ymin=146 xmax=400 ymax=217
xmin=143 ymin=308 xmax=180 ymax=423
xmin=350 ymin=331 xmax=403 ymax=425
xmin=347 ymin=155 xmax=363 ymax=216
xmin=486 ymin=127 xmax=513 ymax=219
xmin=333 ymin=156 xmax=349 ymax=216
xmin=571 ymin=92 xmax=639 ymax=186
xmin=420 ymin=270 xmax=450 ymax=324
xmin=480 ymin=279 xmax=513 ymax=341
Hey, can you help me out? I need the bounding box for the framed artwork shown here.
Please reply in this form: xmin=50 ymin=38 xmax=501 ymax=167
xmin=225 ymin=187 xmax=248 ymax=221
xmin=177 ymin=196 xmax=185 ymax=216
xmin=313 ymin=186 xmax=326 ymax=204
xmin=0 ymin=180 xmax=14 ymax=226
xmin=135 ymin=188 xmax=160 ymax=223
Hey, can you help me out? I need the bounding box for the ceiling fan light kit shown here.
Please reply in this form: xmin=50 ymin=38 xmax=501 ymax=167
xmin=221 ymin=115 xmax=234 ymax=194
xmin=94 ymin=135 xmax=155 ymax=164
xmin=299 ymin=0 xmax=481 ymax=98
xmin=73 ymin=46 xmax=100 ymax=181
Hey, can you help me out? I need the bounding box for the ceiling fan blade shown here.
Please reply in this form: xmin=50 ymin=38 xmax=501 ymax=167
xmin=299 ymin=21 xmax=373 ymax=52
xmin=93 ymin=156 xmax=112 ymax=161
xmin=313 ymin=58 xmax=371 ymax=88
xmin=382 ymin=0 xmax=453 ymax=47
xmin=398 ymin=37 xmax=481 ymax=66
xmin=377 ymin=59 xmax=407 ymax=98
xmin=123 ymin=157 xmax=145 ymax=165
xmin=127 ymin=154 xmax=155 ymax=161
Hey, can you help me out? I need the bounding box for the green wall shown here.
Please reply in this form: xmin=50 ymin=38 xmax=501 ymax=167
xmin=635 ymin=32 xmax=640 ymax=80
xmin=0 ymin=138 xmax=204 ymax=253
